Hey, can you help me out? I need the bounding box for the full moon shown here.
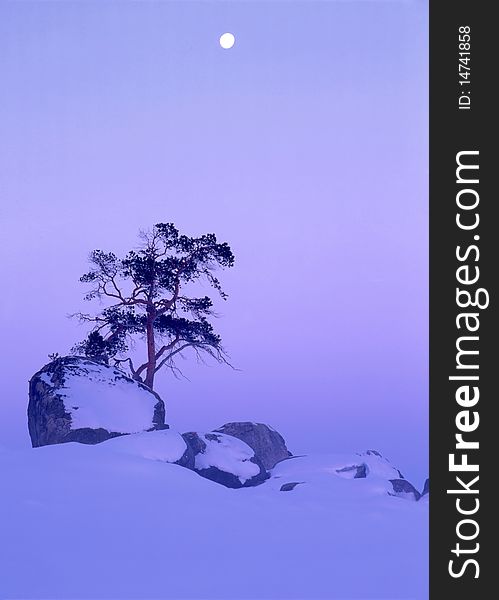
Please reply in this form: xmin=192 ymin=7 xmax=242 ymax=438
xmin=219 ymin=32 xmax=235 ymax=49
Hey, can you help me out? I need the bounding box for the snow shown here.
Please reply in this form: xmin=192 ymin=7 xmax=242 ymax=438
xmin=101 ymin=429 xmax=187 ymax=463
xmin=38 ymin=372 xmax=53 ymax=386
xmin=0 ymin=442 xmax=428 ymax=599
xmin=55 ymin=362 xmax=159 ymax=433
xmin=194 ymin=432 xmax=260 ymax=483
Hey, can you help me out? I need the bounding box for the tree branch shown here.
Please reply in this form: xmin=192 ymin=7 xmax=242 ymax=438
xmin=155 ymin=335 xmax=180 ymax=361
xmin=154 ymin=343 xmax=193 ymax=373
xmin=113 ymin=357 xmax=140 ymax=380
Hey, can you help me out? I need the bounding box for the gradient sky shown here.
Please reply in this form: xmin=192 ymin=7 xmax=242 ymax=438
xmin=0 ymin=1 xmax=428 ymax=483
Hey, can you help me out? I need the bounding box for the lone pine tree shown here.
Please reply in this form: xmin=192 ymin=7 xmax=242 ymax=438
xmin=73 ymin=223 xmax=235 ymax=390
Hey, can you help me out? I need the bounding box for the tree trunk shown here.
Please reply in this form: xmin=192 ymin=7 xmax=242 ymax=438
xmin=144 ymin=312 xmax=156 ymax=389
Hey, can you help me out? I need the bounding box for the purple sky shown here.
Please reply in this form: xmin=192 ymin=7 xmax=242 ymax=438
xmin=0 ymin=1 xmax=428 ymax=483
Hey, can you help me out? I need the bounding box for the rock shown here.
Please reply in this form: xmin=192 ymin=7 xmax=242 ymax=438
xmin=422 ymin=478 xmax=429 ymax=496
xmin=335 ymin=463 xmax=368 ymax=479
xmin=182 ymin=431 xmax=269 ymax=489
xmin=28 ymin=356 xmax=166 ymax=448
xmin=214 ymin=422 xmax=292 ymax=470
xmin=175 ymin=441 xmax=195 ymax=469
xmin=389 ymin=479 xmax=421 ymax=501
xmin=280 ymin=482 xmax=305 ymax=492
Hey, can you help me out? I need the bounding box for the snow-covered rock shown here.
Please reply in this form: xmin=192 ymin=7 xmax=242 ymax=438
xmin=101 ymin=429 xmax=192 ymax=467
xmin=182 ymin=431 xmax=268 ymax=488
xmin=214 ymin=421 xmax=292 ymax=469
xmin=355 ymin=450 xmax=406 ymax=479
xmin=268 ymin=451 xmax=421 ymax=501
xmin=28 ymin=356 xmax=166 ymax=447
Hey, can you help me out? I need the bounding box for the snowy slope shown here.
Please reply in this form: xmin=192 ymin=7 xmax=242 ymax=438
xmin=0 ymin=442 xmax=428 ymax=599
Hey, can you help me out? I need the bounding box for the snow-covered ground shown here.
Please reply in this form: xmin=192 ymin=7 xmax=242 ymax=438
xmin=0 ymin=436 xmax=428 ymax=600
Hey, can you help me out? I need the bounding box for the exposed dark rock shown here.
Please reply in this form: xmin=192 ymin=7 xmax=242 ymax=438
xmin=336 ymin=463 xmax=368 ymax=479
xmin=422 ymin=478 xmax=429 ymax=496
xmin=182 ymin=431 xmax=207 ymax=455
xmin=64 ymin=428 xmax=123 ymax=445
xmin=28 ymin=356 xmax=166 ymax=448
xmin=280 ymin=482 xmax=305 ymax=492
xmin=389 ymin=478 xmax=421 ymax=501
xmin=174 ymin=443 xmax=195 ymax=470
xmin=182 ymin=431 xmax=269 ymax=489
xmin=214 ymin=422 xmax=292 ymax=470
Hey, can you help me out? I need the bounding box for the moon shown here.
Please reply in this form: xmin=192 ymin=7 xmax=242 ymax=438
xmin=219 ymin=33 xmax=235 ymax=49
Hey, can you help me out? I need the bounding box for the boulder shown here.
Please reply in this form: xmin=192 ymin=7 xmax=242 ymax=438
xmin=214 ymin=422 xmax=292 ymax=469
xmin=28 ymin=356 xmax=166 ymax=448
xmin=182 ymin=431 xmax=269 ymax=488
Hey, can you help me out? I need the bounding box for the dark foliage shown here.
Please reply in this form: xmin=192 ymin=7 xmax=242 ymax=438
xmin=72 ymin=223 xmax=235 ymax=389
